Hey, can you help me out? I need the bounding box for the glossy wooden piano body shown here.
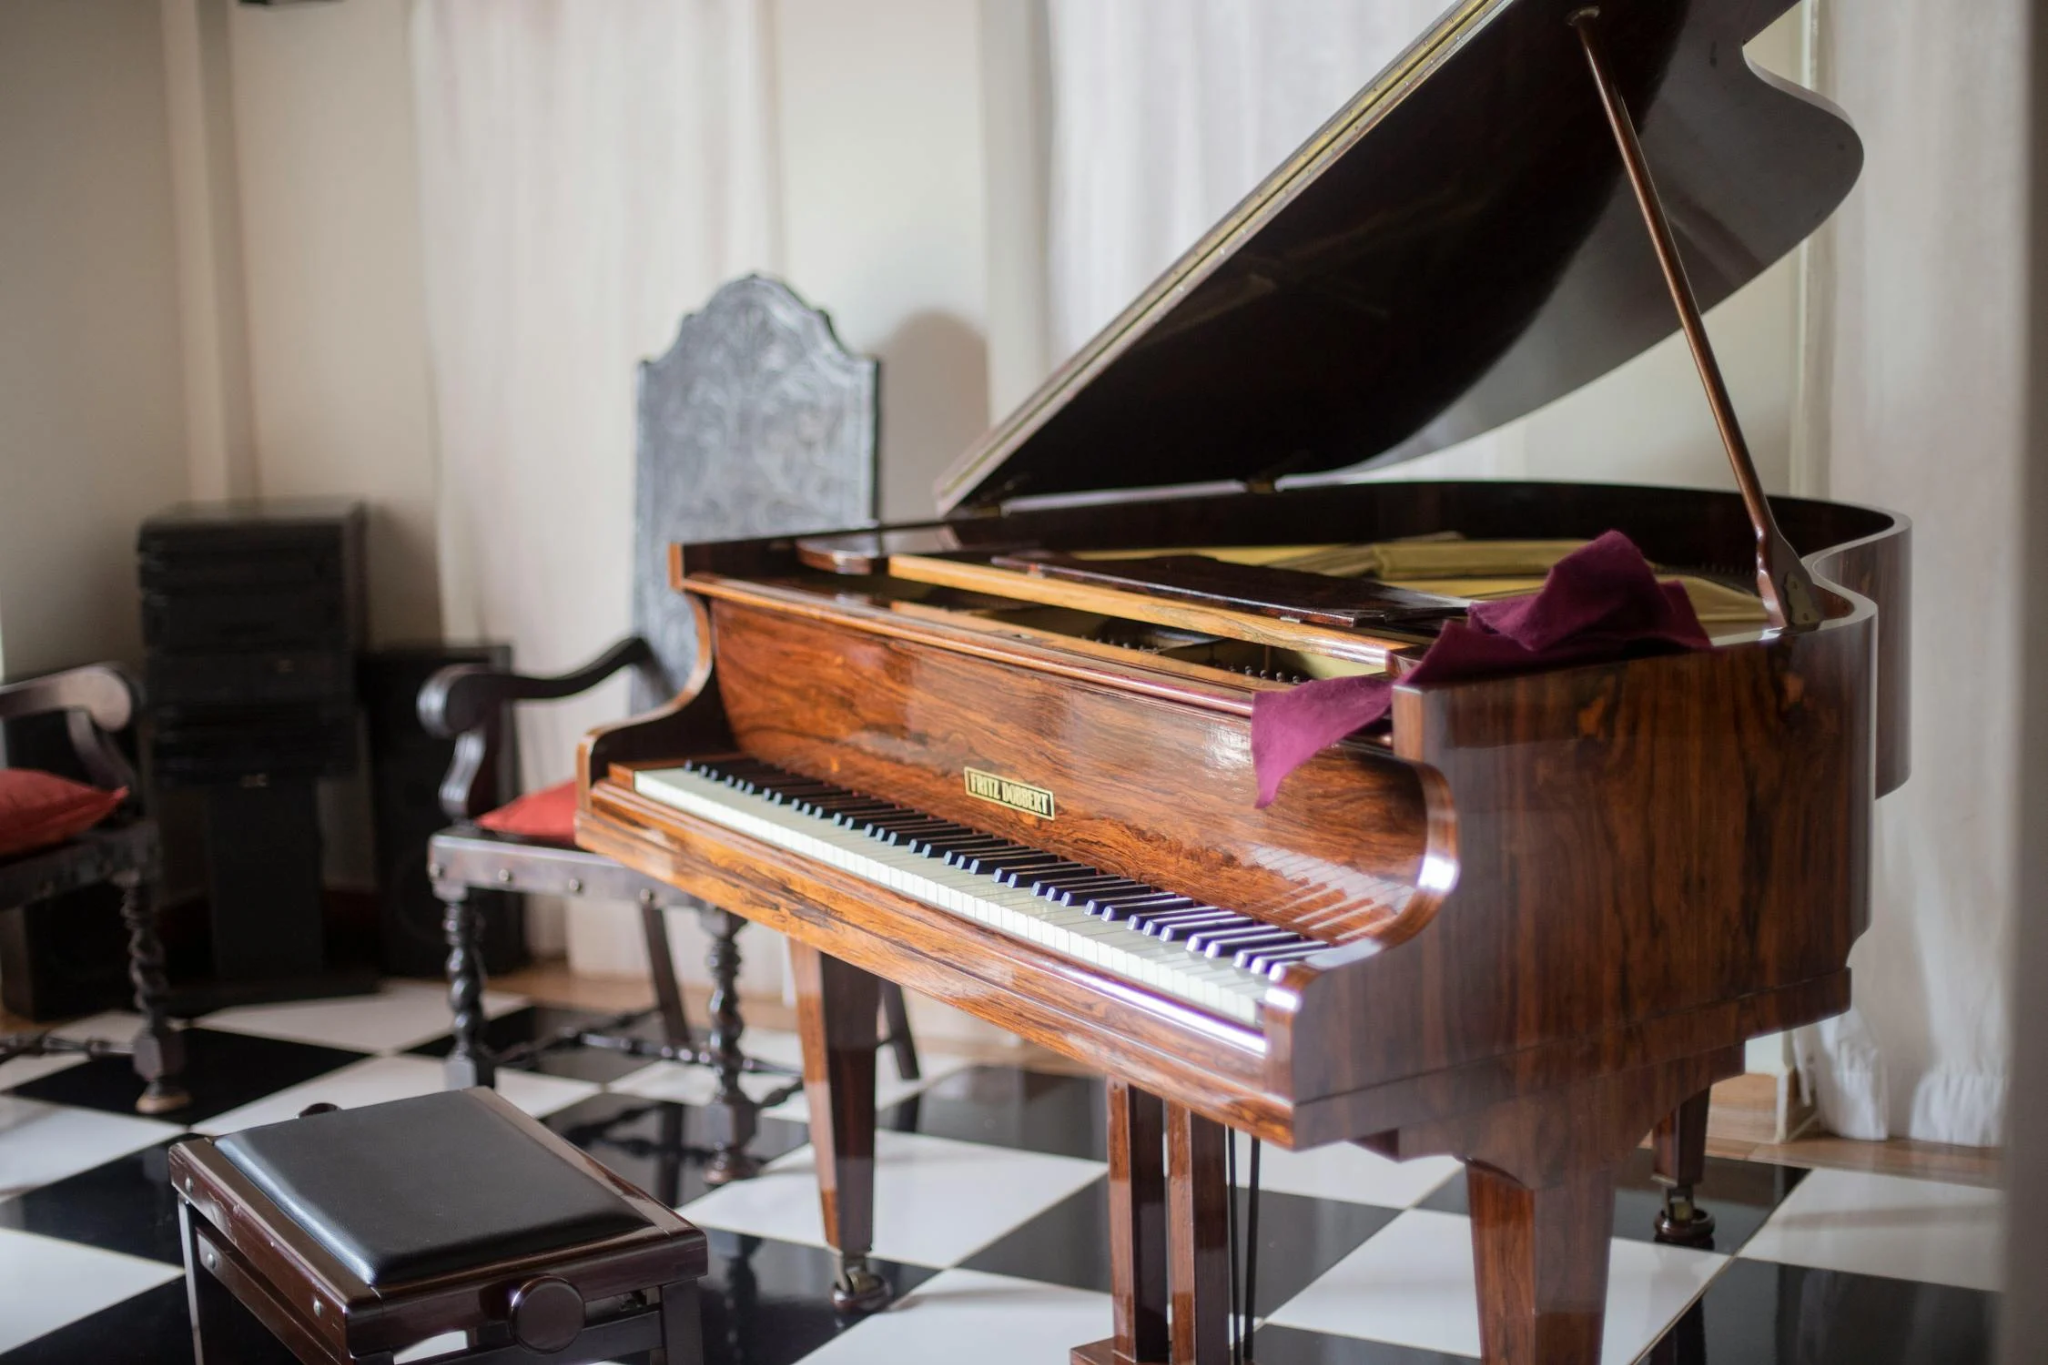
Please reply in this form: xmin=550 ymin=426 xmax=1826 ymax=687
xmin=577 ymin=478 xmax=1905 ymax=1360
xmin=575 ymin=0 xmax=1903 ymax=1356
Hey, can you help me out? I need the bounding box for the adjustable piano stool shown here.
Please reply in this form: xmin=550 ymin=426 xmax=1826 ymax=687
xmin=169 ymin=1089 xmax=706 ymax=1365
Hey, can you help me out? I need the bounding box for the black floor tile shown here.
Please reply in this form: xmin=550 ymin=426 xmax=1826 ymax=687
xmin=409 ymin=1004 xmax=677 ymax=1084
xmin=544 ymin=1091 xmax=811 ymax=1207
xmin=965 ymin=1177 xmax=1396 ymax=1315
xmin=1247 ymin=1324 xmax=1473 ymax=1364
xmin=1644 ymin=1258 xmax=1999 ymax=1364
xmin=884 ymin=1065 xmax=1106 ymax=1160
xmin=1419 ymin=1146 xmax=1808 ymax=1251
xmin=7 ymin=1028 xmax=363 ymax=1124
xmin=0 ymin=1277 xmax=292 ymax=1365
xmin=695 ymin=1230 xmax=937 ymax=1365
xmin=0 ymin=1139 xmax=185 ymax=1264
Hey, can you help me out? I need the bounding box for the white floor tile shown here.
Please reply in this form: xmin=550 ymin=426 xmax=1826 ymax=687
xmin=197 ymin=981 xmax=527 ymax=1054
xmin=0 ymin=1227 xmax=183 ymax=1353
xmin=1233 ymin=1130 xmax=1461 ymax=1208
xmin=680 ymin=1128 xmax=1104 ymax=1268
xmin=0 ymin=1012 xmax=146 ymax=1093
xmin=1738 ymin=1167 xmax=2005 ymax=1292
xmin=193 ymin=1054 xmax=598 ymax=1136
xmin=1264 ymin=1208 xmax=1724 ymax=1365
xmin=802 ymin=1268 xmax=1112 ymax=1364
xmin=0 ymin=1096 xmax=182 ymax=1199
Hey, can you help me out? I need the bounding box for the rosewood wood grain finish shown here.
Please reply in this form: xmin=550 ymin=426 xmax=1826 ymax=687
xmin=788 ymin=941 xmax=889 ymax=1310
xmin=709 ymin=598 xmax=1438 ymax=947
xmin=577 ymin=477 xmax=1907 ymax=1364
xmin=1106 ymin=1080 xmax=1169 ymax=1365
xmin=1467 ymin=1164 xmax=1617 ymax=1365
xmin=1165 ymin=1105 xmax=1229 ymax=1365
xmin=1278 ymin=607 xmax=1876 ymax=1109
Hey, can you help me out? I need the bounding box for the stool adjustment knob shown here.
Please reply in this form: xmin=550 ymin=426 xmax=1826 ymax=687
xmin=507 ymin=1275 xmax=584 ymax=1353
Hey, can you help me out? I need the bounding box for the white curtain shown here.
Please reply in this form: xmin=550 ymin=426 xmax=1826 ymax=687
xmin=1791 ymin=0 xmax=2025 ymax=1146
xmin=412 ymin=0 xmax=778 ymax=968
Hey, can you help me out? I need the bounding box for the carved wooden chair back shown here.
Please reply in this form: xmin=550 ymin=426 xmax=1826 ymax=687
xmin=630 ymin=275 xmax=877 ymax=709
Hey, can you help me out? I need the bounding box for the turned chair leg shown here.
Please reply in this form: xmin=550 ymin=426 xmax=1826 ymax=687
xmin=118 ymin=870 xmax=188 ymax=1116
xmin=1651 ymin=1087 xmax=1716 ymax=1245
xmin=442 ymin=889 xmax=495 ymax=1088
xmin=698 ymin=906 xmax=761 ymax=1185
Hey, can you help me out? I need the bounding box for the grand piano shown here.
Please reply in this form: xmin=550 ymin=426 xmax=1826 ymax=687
xmin=569 ymin=1 xmax=1908 ymax=1360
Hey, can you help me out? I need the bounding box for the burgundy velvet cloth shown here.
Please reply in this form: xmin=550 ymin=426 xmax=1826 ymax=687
xmin=1250 ymin=531 xmax=1713 ymax=806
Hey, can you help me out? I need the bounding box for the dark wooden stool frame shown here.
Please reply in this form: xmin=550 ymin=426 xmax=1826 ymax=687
xmin=170 ymin=1090 xmax=707 ymax=1365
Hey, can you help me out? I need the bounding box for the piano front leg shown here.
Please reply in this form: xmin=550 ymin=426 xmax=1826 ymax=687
xmin=1363 ymin=1048 xmax=1741 ymax=1365
xmin=789 ymin=940 xmax=891 ymax=1312
xmin=1468 ymin=1161 xmax=1620 ymax=1365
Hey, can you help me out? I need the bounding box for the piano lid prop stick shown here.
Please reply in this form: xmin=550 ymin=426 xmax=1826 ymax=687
xmin=1569 ymin=7 xmax=1822 ymax=633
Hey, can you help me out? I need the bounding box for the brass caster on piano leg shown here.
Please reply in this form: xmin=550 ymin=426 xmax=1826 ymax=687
xmin=831 ymin=1258 xmax=892 ymax=1314
xmin=134 ymin=1080 xmax=190 ymax=1117
xmin=1654 ymin=1186 xmax=1717 ymax=1247
xmin=702 ymin=1147 xmax=762 ymax=1187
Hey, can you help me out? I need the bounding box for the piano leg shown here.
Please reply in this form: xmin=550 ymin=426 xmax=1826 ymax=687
xmin=1074 ymin=1080 xmax=1170 ymax=1365
xmin=1468 ymin=1161 xmax=1618 ymax=1365
xmin=789 ymin=940 xmax=890 ymax=1312
xmin=1166 ymin=1104 xmax=1231 ymax=1365
xmin=1650 ymin=1088 xmax=1716 ymax=1246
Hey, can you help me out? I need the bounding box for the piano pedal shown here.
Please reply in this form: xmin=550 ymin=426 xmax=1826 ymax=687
xmin=832 ymin=1256 xmax=892 ymax=1313
xmin=1653 ymin=1183 xmax=1717 ymax=1247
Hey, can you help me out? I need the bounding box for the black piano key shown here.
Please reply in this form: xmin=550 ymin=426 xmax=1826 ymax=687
xmin=1148 ymin=911 xmax=1248 ymax=942
xmin=959 ymin=850 xmax=1066 ymax=879
xmin=1019 ymin=869 xmax=1124 ymax=895
xmin=1076 ymin=892 xmax=1192 ymax=918
xmin=1190 ymin=926 xmax=1306 ymax=956
xmin=995 ymin=858 xmax=1095 ymax=887
xmin=1127 ymin=905 xmax=1230 ymax=934
xmin=899 ymin=828 xmax=984 ymax=856
xmin=1237 ymin=942 xmax=1327 ymax=972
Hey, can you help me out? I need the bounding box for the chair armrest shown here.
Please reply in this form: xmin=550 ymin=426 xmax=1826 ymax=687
xmin=417 ymin=637 xmax=654 ymax=739
xmin=419 ymin=637 xmax=653 ymax=823
xmin=0 ymin=663 xmax=141 ymax=794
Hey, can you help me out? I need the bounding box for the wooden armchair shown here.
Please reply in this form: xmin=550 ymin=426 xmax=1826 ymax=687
xmin=0 ymin=663 xmax=185 ymax=1114
xmin=422 ymin=276 xmax=916 ymax=1185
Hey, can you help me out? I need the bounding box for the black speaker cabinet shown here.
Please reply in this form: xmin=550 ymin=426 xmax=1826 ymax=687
xmin=361 ymin=646 xmax=527 ymax=977
xmin=138 ymin=498 xmax=367 ymax=991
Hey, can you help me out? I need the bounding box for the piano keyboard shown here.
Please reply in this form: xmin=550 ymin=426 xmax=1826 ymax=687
xmin=633 ymin=757 xmax=1333 ymax=1026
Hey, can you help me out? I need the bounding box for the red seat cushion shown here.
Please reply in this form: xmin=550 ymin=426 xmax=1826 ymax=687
xmin=475 ymin=780 xmax=578 ymax=845
xmin=0 ymin=769 xmax=125 ymax=859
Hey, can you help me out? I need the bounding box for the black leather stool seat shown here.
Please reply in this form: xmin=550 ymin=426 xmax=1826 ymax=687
xmin=216 ymin=1089 xmax=648 ymax=1285
xmin=175 ymin=1087 xmax=705 ymax=1364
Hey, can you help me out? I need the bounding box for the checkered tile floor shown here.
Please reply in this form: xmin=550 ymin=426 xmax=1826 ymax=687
xmin=0 ymin=983 xmax=2005 ymax=1363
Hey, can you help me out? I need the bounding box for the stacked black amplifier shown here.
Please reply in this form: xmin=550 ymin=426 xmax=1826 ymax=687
xmin=139 ymin=499 xmax=366 ymax=989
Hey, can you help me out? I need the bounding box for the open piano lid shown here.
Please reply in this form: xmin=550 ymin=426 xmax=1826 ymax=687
xmin=936 ymin=0 xmax=1860 ymax=516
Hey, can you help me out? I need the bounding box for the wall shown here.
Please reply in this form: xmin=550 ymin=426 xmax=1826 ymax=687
xmin=224 ymin=0 xmax=442 ymax=647
xmin=0 ymin=0 xmax=191 ymax=680
xmin=772 ymin=0 xmax=995 ymax=521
